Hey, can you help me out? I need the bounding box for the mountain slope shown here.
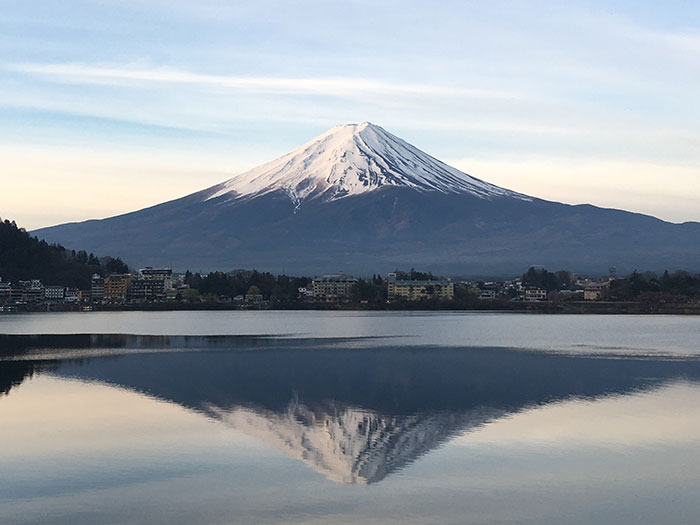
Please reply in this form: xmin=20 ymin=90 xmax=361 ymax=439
xmin=207 ymin=122 xmax=527 ymax=208
xmin=34 ymin=123 xmax=700 ymax=275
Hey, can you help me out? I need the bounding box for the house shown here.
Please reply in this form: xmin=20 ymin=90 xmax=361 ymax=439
xmin=298 ymin=287 xmax=314 ymax=299
xmin=245 ymin=293 xmax=264 ymax=304
xmin=524 ymin=288 xmax=548 ymax=301
xmin=584 ymin=282 xmax=609 ymax=301
xmin=557 ymin=289 xmax=585 ymax=301
xmin=479 ymin=289 xmax=497 ymax=300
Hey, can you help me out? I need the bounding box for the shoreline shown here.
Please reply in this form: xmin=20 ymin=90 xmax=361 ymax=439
xmin=3 ymin=301 xmax=700 ymax=315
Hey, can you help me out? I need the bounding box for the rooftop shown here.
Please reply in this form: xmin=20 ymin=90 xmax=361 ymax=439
xmin=313 ymin=273 xmax=357 ymax=283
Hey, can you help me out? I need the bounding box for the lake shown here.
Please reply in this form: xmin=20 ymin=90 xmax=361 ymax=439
xmin=1 ymin=311 xmax=700 ymax=524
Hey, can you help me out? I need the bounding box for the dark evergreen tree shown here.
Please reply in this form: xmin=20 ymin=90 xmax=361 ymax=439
xmin=0 ymin=218 xmax=130 ymax=288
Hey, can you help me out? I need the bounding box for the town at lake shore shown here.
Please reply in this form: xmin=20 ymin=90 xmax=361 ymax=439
xmin=3 ymin=266 xmax=700 ymax=315
xmin=3 ymin=218 xmax=700 ymax=314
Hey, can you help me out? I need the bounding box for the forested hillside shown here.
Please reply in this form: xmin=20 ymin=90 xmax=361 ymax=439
xmin=0 ymin=218 xmax=128 ymax=288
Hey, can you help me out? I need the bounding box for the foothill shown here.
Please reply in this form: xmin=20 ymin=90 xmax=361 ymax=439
xmin=2 ymin=218 xmax=700 ymax=314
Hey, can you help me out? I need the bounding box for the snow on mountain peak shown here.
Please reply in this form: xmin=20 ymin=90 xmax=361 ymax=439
xmin=207 ymin=122 xmax=528 ymax=207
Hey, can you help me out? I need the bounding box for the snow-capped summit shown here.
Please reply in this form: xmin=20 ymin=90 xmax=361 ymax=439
xmin=207 ymin=122 xmax=528 ymax=209
xmin=34 ymin=122 xmax=700 ymax=276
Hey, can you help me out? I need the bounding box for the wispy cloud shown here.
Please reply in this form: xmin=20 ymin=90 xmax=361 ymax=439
xmin=6 ymin=62 xmax=520 ymax=100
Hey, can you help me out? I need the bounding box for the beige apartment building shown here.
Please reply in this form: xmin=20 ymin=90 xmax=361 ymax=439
xmin=387 ymin=273 xmax=454 ymax=301
xmin=103 ymin=274 xmax=132 ymax=303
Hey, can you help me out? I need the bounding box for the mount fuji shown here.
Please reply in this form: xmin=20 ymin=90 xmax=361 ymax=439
xmin=35 ymin=122 xmax=700 ymax=275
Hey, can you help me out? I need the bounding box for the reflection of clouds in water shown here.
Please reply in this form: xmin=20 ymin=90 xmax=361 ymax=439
xmin=1 ymin=312 xmax=700 ymax=357
xmin=0 ymin=375 xmax=230 ymax=461
xmin=459 ymin=381 xmax=700 ymax=449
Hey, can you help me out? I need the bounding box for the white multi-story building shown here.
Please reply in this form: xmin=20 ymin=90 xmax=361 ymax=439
xmin=91 ymin=274 xmax=104 ymax=303
xmin=139 ymin=267 xmax=173 ymax=290
xmin=312 ymin=273 xmax=357 ymax=301
xmin=44 ymin=285 xmax=65 ymax=301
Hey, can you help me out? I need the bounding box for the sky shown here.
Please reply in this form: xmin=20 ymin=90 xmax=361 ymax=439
xmin=2 ymin=0 xmax=700 ymax=230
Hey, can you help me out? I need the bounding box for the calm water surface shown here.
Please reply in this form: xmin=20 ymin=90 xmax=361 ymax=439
xmin=1 ymin=311 xmax=699 ymax=524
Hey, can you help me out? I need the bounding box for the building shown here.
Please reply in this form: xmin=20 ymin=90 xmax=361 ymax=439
xmin=0 ymin=279 xmax=12 ymax=303
xmin=387 ymin=273 xmax=454 ymax=301
xmin=479 ymin=289 xmax=497 ymax=300
xmin=298 ymin=287 xmax=314 ymax=299
xmin=584 ymin=282 xmax=609 ymax=301
xmin=524 ymin=288 xmax=548 ymax=301
xmin=244 ymin=292 xmax=264 ymax=303
xmin=64 ymin=288 xmax=80 ymax=303
xmin=139 ymin=267 xmax=173 ymax=291
xmin=312 ymin=272 xmax=358 ymax=301
xmin=129 ymin=278 xmax=166 ymax=302
xmin=103 ymin=274 xmax=132 ymax=303
xmin=557 ymin=289 xmax=584 ymax=301
xmin=91 ymin=274 xmax=104 ymax=303
xmin=9 ymin=284 xmax=23 ymax=303
xmin=44 ymin=285 xmax=65 ymax=301
xmin=18 ymin=280 xmax=44 ymax=303
xmin=505 ymin=278 xmax=523 ymax=293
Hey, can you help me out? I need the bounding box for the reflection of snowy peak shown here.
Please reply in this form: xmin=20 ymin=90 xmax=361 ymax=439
xmin=207 ymin=400 xmax=503 ymax=484
xmin=207 ymin=122 xmax=527 ymax=209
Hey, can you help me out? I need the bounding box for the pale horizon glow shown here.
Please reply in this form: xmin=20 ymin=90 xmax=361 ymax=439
xmin=457 ymin=381 xmax=700 ymax=447
xmin=2 ymin=1 xmax=700 ymax=229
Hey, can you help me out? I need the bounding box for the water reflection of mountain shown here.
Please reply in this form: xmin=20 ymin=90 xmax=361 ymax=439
xmin=3 ymin=335 xmax=700 ymax=483
xmin=0 ymin=361 xmax=44 ymax=396
xmin=210 ymin=402 xmax=502 ymax=484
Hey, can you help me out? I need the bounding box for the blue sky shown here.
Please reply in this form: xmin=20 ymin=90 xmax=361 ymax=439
xmin=2 ymin=1 xmax=700 ymax=228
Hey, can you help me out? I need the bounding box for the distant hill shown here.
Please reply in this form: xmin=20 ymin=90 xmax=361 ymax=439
xmin=34 ymin=123 xmax=700 ymax=276
xmin=0 ymin=218 xmax=128 ymax=288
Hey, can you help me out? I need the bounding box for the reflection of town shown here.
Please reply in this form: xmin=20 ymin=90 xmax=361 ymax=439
xmin=3 ymin=338 xmax=700 ymax=484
